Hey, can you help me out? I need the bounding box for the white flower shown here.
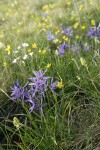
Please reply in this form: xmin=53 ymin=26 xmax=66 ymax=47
xmin=17 ymin=45 xmax=21 ymax=49
xmin=22 ymin=43 xmax=29 ymax=47
xmin=29 ymin=52 xmax=33 ymax=56
xmin=23 ymin=54 xmax=28 ymax=60
xmin=13 ymin=50 xmax=18 ymax=54
xmin=12 ymin=57 xmax=20 ymax=63
xmin=21 ymin=61 xmax=25 ymax=64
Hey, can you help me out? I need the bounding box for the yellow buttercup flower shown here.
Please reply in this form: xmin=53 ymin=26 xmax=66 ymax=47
xmin=17 ymin=29 xmax=21 ymax=33
xmin=89 ymin=1 xmax=93 ymax=6
xmin=53 ymin=39 xmax=59 ymax=43
xmin=5 ymin=45 xmax=11 ymax=55
xmin=70 ymin=16 xmax=74 ymax=20
xmin=55 ymin=30 xmax=60 ymax=35
xmin=42 ymin=5 xmax=48 ymax=10
xmin=62 ymin=36 xmax=68 ymax=41
xmin=91 ymin=20 xmax=95 ymax=26
xmin=74 ymin=22 xmax=79 ymax=29
xmin=67 ymin=1 xmax=71 ymax=6
xmin=38 ymin=49 xmax=46 ymax=54
xmin=32 ymin=43 xmax=37 ymax=48
xmin=57 ymin=81 xmax=63 ymax=89
xmin=46 ymin=63 xmax=51 ymax=68
xmin=27 ymin=49 xmax=31 ymax=53
xmin=49 ymin=24 xmax=53 ymax=28
xmin=3 ymin=61 xmax=8 ymax=67
xmin=46 ymin=25 xmax=49 ymax=29
xmin=81 ymin=26 xmax=86 ymax=30
xmin=49 ymin=4 xmax=54 ymax=9
xmin=41 ymin=50 xmax=46 ymax=54
xmin=79 ymin=5 xmax=83 ymax=11
xmin=75 ymin=35 xmax=80 ymax=39
xmin=31 ymin=14 xmax=34 ymax=18
xmin=38 ymin=50 xmax=42 ymax=53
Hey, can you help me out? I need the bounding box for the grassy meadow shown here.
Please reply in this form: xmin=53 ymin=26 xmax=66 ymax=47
xmin=0 ymin=0 xmax=100 ymax=149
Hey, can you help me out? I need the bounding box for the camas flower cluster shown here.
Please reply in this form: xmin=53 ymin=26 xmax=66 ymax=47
xmin=11 ymin=69 xmax=57 ymax=113
xmin=87 ymin=24 xmax=100 ymax=37
xmin=46 ymin=25 xmax=92 ymax=57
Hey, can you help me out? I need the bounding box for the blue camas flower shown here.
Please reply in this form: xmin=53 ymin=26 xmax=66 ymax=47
xmin=29 ymin=70 xmax=50 ymax=93
xmin=46 ymin=32 xmax=56 ymax=41
xmin=11 ymin=69 xmax=57 ymax=115
xmin=10 ymin=70 xmax=58 ymax=113
xmin=50 ymin=78 xmax=57 ymax=93
xmin=84 ymin=43 xmax=90 ymax=51
xmin=60 ymin=26 xmax=73 ymax=37
xmin=11 ymin=81 xmax=29 ymax=103
xmin=87 ymin=27 xmax=100 ymax=37
xmin=58 ymin=41 xmax=68 ymax=56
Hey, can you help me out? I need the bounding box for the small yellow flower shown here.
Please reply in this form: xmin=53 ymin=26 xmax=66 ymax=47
xmin=46 ymin=63 xmax=51 ymax=68
xmin=32 ymin=43 xmax=37 ymax=48
xmin=5 ymin=45 xmax=11 ymax=55
xmin=44 ymin=18 xmax=48 ymax=22
xmin=3 ymin=61 xmax=8 ymax=67
xmin=27 ymin=49 xmax=31 ymax=53
xmin=57 ymin=81 xmax=63 ymax=89
xmin=53 ymin=39 xmax=59 ymax=43
xmin=31 ymin=14 xmax=34 ymax=18
xmin=91 ymin=20 xmax=95 ymax=26
xmin=70 ymin=16 xmax=74 ymax=20
xmin=46 ymin=25 xmax=49 ymax=29
xmin=74 ymin=22 xmax=79 ymax=29
xmin=89 ymin=1 xmax=93 ymax=6
xmin=42 ymin=5 xmax=48 ymax=10
xmin=47 ymin=16 xmax=51 ymax=20
xmin=67 ymin=1 xmax=71 ymax=6
xmin=6 ymin=12 xmax=9 ymax=17
xmin=58 ymin=40 xmax=61 ymax=43
xmin=38 ymin=50 xmax=42 ymax=53
xmin=81 ymin=26 xmax=86 ymax=30
xmin=49 ymin=24 xmax=53 ymax=28
xmin=62 ymin=36 xmax=69 ymax=41
xmin=41 ymin=50 xmax=46 ymax=54
xmin=65 ymin=38 xmax=68 ymax=41
xmin=17 ymin=29 xmax=21 ymax=33
xmin=49 ymin=4 xmax=54 ymax=9
xmin=13 ymin=117 xmax=20 ymax=129
xmin=79 ymin=5 xmax=83 ymax=11
xmin=55 ymin=30 xmax=60 ymax=35
xmin=62 ymin=36 xmax=66 ymax=40
xmin=75 ymin=35 xmax=80 ymax=39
